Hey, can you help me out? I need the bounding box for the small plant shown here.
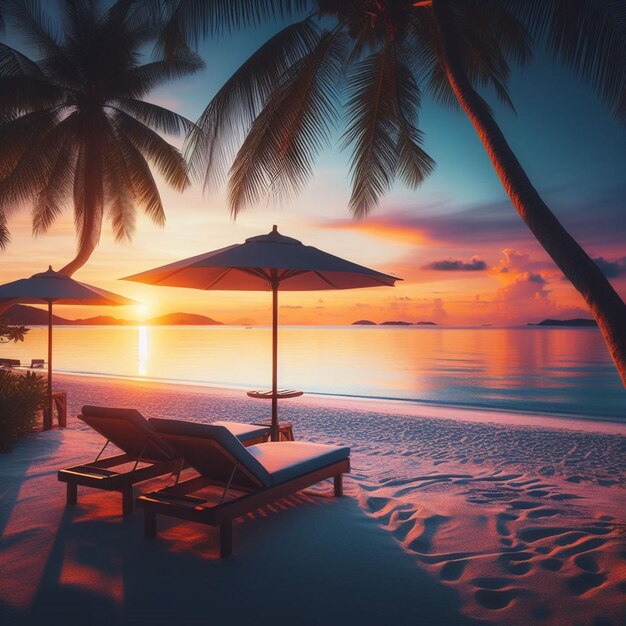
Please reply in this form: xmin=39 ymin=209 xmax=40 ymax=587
xmin=0 ymin=370 xmax=47 ymax=451
xmin=0 ymin=317 xmax=29 ymax=344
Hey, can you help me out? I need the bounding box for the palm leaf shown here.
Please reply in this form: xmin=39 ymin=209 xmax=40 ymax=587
xmin=393 ymin=57 xmax=435 ymax=188
xmin=152 ymin=0 xmax=312 ymax=60
xmin=508 ymin=0 xmax=626 ymax=121
xmin=185 ymin=18 xmax=320 ymax=189
xmin=228 ymin=30 xmax=347 ymax=215
xmin=0 ymin=211 xmax=9 ymax=249
xmin=32 ymin=125 xmax=79 ymax=235
xmin=342 ymin=46 xmax=402 ymax=218
xmin=109 ymin=98 xmax=196 ymax=135
xmin=113 ymin=109 xmax=189 ymax=191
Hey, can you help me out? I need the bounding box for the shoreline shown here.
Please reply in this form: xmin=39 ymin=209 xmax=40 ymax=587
xmin=52 ymin=371 xmax=626 ymax=435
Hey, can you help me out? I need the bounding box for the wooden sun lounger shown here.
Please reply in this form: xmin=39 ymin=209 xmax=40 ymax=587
xmin=137 ymin=419 xmax=351 ymax=557
xmin=58 ymin=406 xmax=271 ymax=515
xmin=0 ymin=358 xmax=20 ymax=368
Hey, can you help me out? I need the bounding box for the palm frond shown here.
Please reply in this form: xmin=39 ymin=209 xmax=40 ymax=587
xmin=0 ymin=41 xmax=45 ymax=78
xmin=393 ymin=59 xmax=435 ymax=188
xmin=103 ymin=142 xmax=137 ymax=241
xmin=228 ymin=30 xmax=347 ymax=215
xmin=4 ymin=0 xmax=74 ymax=78
xmin=0 ymin=110 xmax=70 ymax=214
xmin=117 ymin=134 xmax=166 ymax=226
xmin=32 ymin=130 xmax=78 ymax=235
xmin=0 ymin=211 xmax=9 ymax=250
xmin=342 ymin=46 xmax=401 ymax=218
xmin=109 ymin=98 xmax=196 ymax=135
xmin=508 ymin=0 xmax=626 ymax=121
xmin=114 ymin=53 xmax=204 ymax=99
xmin=113 ymin=109 xmax=189 ymax=191
xmin=185 ymin=18 xmax=320 ymax=190
xmin=154 ymin=0 xmax=312 ymax=60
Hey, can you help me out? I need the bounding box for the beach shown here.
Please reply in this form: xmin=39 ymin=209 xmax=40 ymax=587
xmin=1 ymin=373 xmax=625 ymax=626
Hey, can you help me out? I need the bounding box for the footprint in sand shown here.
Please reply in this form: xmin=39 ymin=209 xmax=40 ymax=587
xmin=540 ymin=557 xmax=563 ymax=571
xmin=510 ymin=500 xmax=543 ymax=510
xmin=566 ymin=571 xmax=607 ymax=596
xmin=574 ymin=552 xmax=600 ymax=573
xmin=498 ymin=551 xmax=534 ymax=575
xmin=496 ymin=512 xmax=518 ymax=537
xmin=440 ymin=559 xmax=467 ymax=581
xmin=527 ymin=508 xmax=562 ymax=519
xmin=550 ymin=493 xmax=583 ymax=501
xmin=406 ymin=514 xmax=451 ymax=554
xmin=474 ymin=588 xmax=524 ymax=610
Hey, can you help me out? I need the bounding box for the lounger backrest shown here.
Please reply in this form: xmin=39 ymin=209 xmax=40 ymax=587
xmin=79 ymin=405 xmax=178 ymax=463
xmin=148 ymin=418 xmax=272 ymax=489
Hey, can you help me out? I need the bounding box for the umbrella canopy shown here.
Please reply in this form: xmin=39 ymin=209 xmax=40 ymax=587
xmin=123 ymin=226 xmax=397 ymax=291
xmin=0 ymin=267 xmax=136 ymax=429
xmin=124 ymin=226 xmax=400 ymax=440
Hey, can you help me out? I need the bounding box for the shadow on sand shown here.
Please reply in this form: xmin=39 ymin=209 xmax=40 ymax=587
xmin=2 ymin=483 xmax=482 ymax=626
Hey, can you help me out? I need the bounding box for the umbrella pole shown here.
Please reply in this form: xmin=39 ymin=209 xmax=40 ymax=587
xmin=44 ymin=301 xmax=53 ymax=431
xmin=271 ymin=273 xmax=279 ymax=441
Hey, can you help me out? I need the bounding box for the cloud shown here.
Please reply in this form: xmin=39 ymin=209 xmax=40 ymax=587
xmin=280 ymin=305 xmax=303 ymax=309
xmin=593 ymin=256 xmax=626 ymax=278
xmin=423 ymin=256 xmax=486 ymax=271
xmin=320 ymin=183 xmax=626 ymax=250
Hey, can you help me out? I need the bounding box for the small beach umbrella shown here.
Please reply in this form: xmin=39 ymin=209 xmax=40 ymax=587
xmin=124 ymin=226 xmax=399 ymax=440
xmin=0 ymin=267 xmax=136 ymax=429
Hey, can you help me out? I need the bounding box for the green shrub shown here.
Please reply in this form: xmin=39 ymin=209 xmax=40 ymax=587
xmin=0 ymin=370 xmax=47 ymax=451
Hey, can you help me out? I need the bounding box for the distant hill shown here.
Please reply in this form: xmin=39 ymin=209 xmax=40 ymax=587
xmin=148 ymin=312 xmax=222 ymax=325
xmin=2 ymin=304 xmax=71 ymax=325
xmin=529 ymin=318 xmax=597 ymax=327
xmin=381 ymin=321 xmax=412 ymax=325
xmin=416 ymin=321 xmax=437 ymax=326
xmin=72 ymin=315 xmax=133 ymax=325
xmin=352 ymin=320 xmax=376 ymax=325
xmin=3 ymin=304 xmax=222 ymax=326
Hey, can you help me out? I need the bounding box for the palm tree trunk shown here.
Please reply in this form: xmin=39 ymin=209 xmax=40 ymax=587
xmin=432 ymin=0 xmax=626 ymax=386
xmin=59 ymin=131 xmax=104 ymax=276
xmin=58 ymin=218 xmax=101 ymax=276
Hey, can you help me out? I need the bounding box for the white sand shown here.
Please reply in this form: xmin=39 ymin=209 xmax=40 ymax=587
xmin=1 ymin=374 xmax=625 ymax=625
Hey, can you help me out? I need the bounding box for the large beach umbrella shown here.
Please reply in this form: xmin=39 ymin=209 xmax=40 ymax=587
xmin=124 ymin=226 xmax=399 ymax=440
xmin=0 ymin=267 xmax=136 ymax=429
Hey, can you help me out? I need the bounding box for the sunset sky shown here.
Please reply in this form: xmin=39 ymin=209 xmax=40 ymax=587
xmin=2 ymin=15 xmax=625 ymax=326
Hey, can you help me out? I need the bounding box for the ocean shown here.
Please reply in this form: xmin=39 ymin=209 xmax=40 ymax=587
xmin=1 ymin=325 xmax=624 ymax=421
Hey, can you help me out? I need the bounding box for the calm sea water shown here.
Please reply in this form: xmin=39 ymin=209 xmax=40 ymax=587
xmin=2 ymin=325 xmax=624 ymax=421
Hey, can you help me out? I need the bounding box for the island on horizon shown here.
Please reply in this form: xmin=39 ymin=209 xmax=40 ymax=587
xmin=528 ymin=318 xmax=598 ymax=327
xmin=2 ymin=304 xmax=223 ymax=326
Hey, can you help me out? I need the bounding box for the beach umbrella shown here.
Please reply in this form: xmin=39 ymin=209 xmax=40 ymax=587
xmin=0 ymin=267 xmax=136 ymax=429
xmin=124 ymin=225 xmax=399 ymax=440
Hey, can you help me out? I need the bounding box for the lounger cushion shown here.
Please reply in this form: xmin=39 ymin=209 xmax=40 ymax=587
xmin=80 ymin=406 xmax=178 ymax=463
xmin=247 ymin=442 xmax=350 ymax=486
xmin=211 ymin=421 xmax=269 ymax=442
xmin=148 ymin=419 xmax=272 ymax=488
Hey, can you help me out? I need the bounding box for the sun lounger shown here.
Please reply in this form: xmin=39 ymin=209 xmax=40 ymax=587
xmin=30 ymin=358 xmax=45 ymax=368
xmin=58 ymin=406 xmax=271 ymax=515
xmin=137 ymin=419 xmax=350 ymax=557
xmin=0 ymin=358 xmax=20 ymax=368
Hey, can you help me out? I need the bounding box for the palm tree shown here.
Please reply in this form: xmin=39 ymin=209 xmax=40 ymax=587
xmin=157 ymin=0 xmax=626 ymax=385
xmin=0 ymin=0 xmax=203 ymax=275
